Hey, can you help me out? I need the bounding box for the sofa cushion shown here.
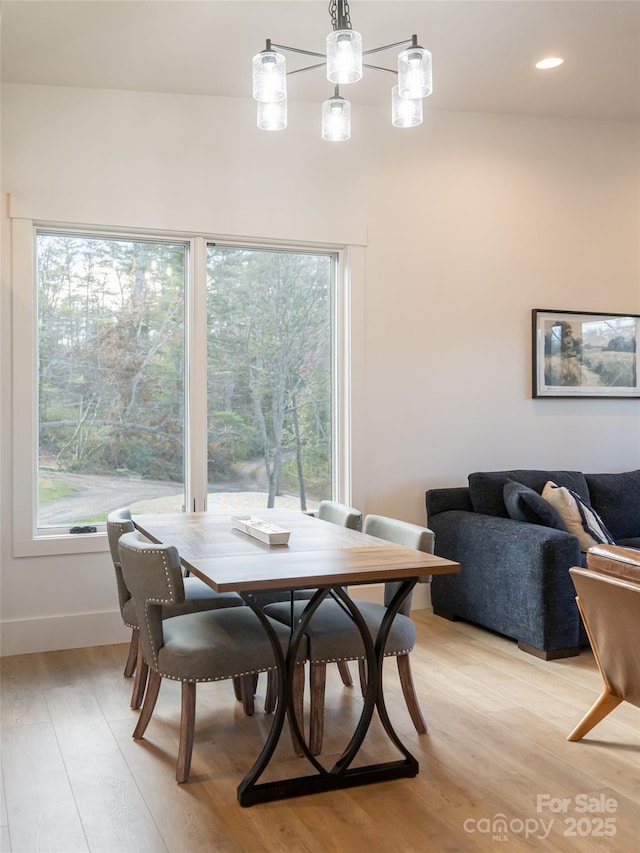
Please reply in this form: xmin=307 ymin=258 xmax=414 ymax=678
xmin=584 ymin=470 xmax=640 ymax=542
xmin=503 ymin=481 xmax=566 ymax=529
xmin=542 ymin=482 xmax=615 ymax=551
xmin=469 ymin=470 xmax=589 ymax=518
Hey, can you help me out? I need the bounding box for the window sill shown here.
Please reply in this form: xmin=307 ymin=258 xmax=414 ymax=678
xmin=13 ymin=532 xmax=108 ymax=558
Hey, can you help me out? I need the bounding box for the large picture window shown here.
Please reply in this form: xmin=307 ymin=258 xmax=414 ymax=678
xmin=22 ymin=227 xmax=340 ymax=545
xmin=206 ymin=245 xmax=333 ymax=511
xmin=37 ymin=233 xmax=187 ymax=528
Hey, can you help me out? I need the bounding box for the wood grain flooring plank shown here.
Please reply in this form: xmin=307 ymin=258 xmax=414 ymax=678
xmin=82 ymin=643 xmax=143 ymax=722
xmin=44 ymin=685 xmax=168 ymax=853
xmin=425 ymin=626 xmax=640 ymax=735
xmin=0 ymin=658 xmax=51 ymax=728
xmin=109 ymin=715 xmax=254 ymax=853
xmin=411 ymin=663 xmax=639 ymax=850
xmin=492 ymin=705 xmax=640 ymax=801
xmin=1 ymin=723 xmax=88 ymax=852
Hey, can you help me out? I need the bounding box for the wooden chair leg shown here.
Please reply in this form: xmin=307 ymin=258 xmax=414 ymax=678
xmin=264 ymin=669 xmax=277 ymax=714
xmin=309 ymin=661 xmax=327 ymax=756
xmin=130 ymin=644 xmax=149 ymax=710
xmin=567 ymin=688 xmax=623 ymax=741
xmin=133 ymin=669 xmax=162 ymax=740
xmin=288 ymin=663 xmax=305 ymax=756
xmin=337 ymin=660 xmax=353 ymax=686
xmin=397 ymin=653 xmax=427 ymax=734
xmin=177 ymin=681 xmax=197 ymax=783
xmin=240 ymin=674 xmax=256 ymax=716
xmin=358 ymin=658 xmax=367 ymax=697
xmin=123 ymin=628 xmax=139 ymax=677
xmin=238 ymin=672 xmax=258 ymax=706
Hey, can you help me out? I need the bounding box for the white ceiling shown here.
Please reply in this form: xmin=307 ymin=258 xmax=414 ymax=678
xmin=2 ymin=0 xmax=639 ymax=122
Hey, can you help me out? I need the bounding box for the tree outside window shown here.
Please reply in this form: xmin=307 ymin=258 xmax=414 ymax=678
xmin=36 ymin=232 xmax=334 ymax=528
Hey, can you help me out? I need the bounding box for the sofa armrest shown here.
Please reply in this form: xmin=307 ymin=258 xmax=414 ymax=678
xmin=429 ymin=510 xmax=583 ymax=652
xmin=426 ymin=487 xmax=473 ymax=517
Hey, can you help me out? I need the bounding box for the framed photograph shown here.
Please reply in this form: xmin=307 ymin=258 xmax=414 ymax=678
xmin=532 ymin=309 xmax=640 ymax=398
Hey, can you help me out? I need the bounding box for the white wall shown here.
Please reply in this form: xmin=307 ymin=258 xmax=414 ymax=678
xmin=2 ymin=83 xmax=639 ymax=654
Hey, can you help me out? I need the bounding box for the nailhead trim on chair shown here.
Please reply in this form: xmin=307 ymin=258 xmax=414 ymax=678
xmin=119 ymin=540 xmax=175 ymax=672
xmin=311 ymin=647 xmax=413 ymax=665
xmin=119 ymin=539 xmax=306 ymax=681
xmin=157 ymin=664 xmax=280 ymax=683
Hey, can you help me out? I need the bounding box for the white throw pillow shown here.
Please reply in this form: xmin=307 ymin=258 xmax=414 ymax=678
xmin=541 ymin=481 xmax=615 ymax=551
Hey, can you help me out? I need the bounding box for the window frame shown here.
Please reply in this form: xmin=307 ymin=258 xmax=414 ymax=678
xmin=12 ymin=219 xmax=362 ymax=556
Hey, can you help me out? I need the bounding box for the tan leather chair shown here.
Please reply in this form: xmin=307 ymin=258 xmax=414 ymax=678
xmin=568 ymin=545 xmax=640 ymax=741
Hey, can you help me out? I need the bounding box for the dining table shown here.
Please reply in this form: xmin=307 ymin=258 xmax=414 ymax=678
xmin=132 ymin=507 xmax=460 ymax=806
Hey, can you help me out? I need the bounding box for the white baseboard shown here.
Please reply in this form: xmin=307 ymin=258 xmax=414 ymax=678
xmin=1 ymin=586 xmax=431 ymax=657
xmin=1 ymin=610 xmax=130 ymax=657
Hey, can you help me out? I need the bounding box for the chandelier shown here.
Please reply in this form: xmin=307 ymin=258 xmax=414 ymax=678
xmin=252 ymin=0 xmax=432 ymax=141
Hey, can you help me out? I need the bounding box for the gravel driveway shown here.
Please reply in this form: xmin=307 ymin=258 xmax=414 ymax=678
xmin=39 ymin=471 xmax=306 ymax=526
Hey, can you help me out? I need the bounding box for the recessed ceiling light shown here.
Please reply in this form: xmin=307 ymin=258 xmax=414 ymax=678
xmin=536 ymin=57 xmax=564 ymax=70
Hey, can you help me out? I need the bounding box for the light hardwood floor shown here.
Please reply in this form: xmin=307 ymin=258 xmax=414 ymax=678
xmin=1 ymin=610 xmax=638 ymax=852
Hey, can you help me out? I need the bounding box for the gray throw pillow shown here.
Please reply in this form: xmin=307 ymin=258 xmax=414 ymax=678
xmin=503 ymin=481 xmax=567 ymax=530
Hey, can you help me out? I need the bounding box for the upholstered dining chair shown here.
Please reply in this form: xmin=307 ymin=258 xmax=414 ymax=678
xmin=107 ymin=508 xmax=243 ymax=710
xmin=258 ymin=500 xmax=363 ymax=716
xmin=264 ymin=514 xmax=433 ymax=754
xmin=315 ymin=501 xmax=362 ymax=689
xmin=317 ymin=499 xmax=362 ymax=531
xmin=567 ymin=544 xmax=640 ymax=741
xmin=249 ymin=500 xmax=361 ymax=714
xmin=250 ymin=501 xmax=361 ymax=609
xmin=117 ymin=530 xmax=308 ymax=782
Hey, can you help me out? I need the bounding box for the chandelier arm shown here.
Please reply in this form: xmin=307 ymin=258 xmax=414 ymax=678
xmin=362 ymin=63 xmax=398 ymax=75
xmin=287 ymin=63 xmax=327 ymax=77
xmin=362 ymin=38 xmax=415 ymax=57
xmin=269 ymin=43 xmax=326 ymax=59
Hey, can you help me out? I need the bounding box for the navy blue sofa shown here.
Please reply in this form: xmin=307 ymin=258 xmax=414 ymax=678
xmin=425 ymin=469 xmax=640 ymax=660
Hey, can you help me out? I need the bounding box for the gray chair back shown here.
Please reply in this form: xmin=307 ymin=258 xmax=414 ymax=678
xmin=107 ymin=507 xmax=135 ymax=617
xmin=118 ymin=530 xmax=185 ymax=669
xmin=253 ymin=501 xmax=363 ymax=608
xmin=363 ymin=514 xmax=434 ymax=615
xmin=318 ymin=500 xmax=362 ymax=530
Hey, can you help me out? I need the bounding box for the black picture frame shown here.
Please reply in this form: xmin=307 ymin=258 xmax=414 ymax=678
xmin=532 ymin=309 xmax=640 ymax=399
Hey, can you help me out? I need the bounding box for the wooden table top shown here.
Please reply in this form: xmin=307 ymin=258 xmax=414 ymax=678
xmin=133 ymin=508 xmax=460 ymax=594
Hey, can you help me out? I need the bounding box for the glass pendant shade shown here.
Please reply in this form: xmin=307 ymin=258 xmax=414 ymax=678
xmin=252 ymin=50 xmax=286 ymax=102
xmin=321 ymin=94 xmax=351 ymax=141
xmin=391 ymin=85 xmax=422 ymax=127
xmin=397 ymin=46 xmax=432 ymax=99
xmin=257 ymin=98 xmax=287 ymax=131
xmin=326 ymin=30 xmax=362 ymax=84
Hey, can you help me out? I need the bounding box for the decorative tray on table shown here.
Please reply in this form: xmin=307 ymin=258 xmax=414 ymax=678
xmin=231 ymin=516 xmax=291 ymax=546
